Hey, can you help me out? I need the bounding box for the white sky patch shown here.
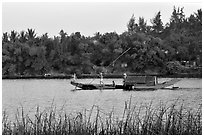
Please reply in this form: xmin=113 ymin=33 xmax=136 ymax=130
xmin=2 ymin=1 xmax=202 ymax=37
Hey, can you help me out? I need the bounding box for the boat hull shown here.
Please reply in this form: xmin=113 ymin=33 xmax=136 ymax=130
xmin=71 ymin=81 xmax=119 ymax=90
xmin=124 ymin=78 xmax=181 ymax=90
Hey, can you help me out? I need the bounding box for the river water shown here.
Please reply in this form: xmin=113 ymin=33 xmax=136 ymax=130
xmin=2 ymin=78 xmax=202 ymax=119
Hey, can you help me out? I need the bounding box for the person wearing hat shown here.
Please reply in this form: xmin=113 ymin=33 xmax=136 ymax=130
xmin=123 ymin=73 xmax=127 ymax=86
xmin=100 ymin=72 xmax=103 ymax=85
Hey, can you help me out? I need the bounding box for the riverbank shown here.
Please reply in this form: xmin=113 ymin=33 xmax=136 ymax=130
xmin=2 ymin=72 xmax=202 ymax=79
xmin=2 ymin=100 xmax=202 ymax=135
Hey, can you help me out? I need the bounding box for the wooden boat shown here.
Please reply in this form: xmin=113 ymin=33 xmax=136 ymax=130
xmin=70 ymin=76 xmax=180 ymax=90
xmin=123 ymin=75 xmax=180 ymax=90
xmin=130 ymin=79 xmax=180 ymax=91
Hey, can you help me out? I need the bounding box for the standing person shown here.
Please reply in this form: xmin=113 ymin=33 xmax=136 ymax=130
xmin=123 ymin=73 xmax=127 ymax=83
xmin=100 ymin=72 xmax=103 ymax=85
xmin=72 ymin=73 xmax=76 ymax=82
xmin=123 ymin=73 xmax=127 ymax=88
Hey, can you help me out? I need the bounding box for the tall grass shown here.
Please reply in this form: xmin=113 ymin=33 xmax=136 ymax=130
xmin=2 ymin=99 xmax=202 ymax=135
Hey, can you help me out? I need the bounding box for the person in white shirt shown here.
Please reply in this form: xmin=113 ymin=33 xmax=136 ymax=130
xmin=100 ymin=72 xmax=103 ymax=85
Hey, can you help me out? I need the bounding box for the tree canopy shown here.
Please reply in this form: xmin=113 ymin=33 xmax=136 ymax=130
xmin=2 ymin=7 xmax=202 ymax=76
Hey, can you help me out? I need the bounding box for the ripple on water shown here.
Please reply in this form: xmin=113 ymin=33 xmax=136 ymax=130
xmin=2 ymin=78 xmax=202 ymax=119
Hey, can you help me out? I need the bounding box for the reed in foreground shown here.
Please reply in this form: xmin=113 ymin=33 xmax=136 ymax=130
xmin=2 ymin=100 xmax=202 ymax=135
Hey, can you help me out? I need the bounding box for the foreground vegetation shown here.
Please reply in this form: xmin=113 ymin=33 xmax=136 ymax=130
xmin=2 ymin=7 xmax=202 ymax=76
xmin=2 ymin=100 xmax=202 ymax=135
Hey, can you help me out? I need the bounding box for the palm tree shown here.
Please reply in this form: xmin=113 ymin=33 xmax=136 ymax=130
xmin=27 ymin=28 xmax=36 ymax=40
xmin=19 ymin=31 xmax=27 ymax=43
xmin=10 ymin=30 xmax=18 ymax=43
xmin=2 ymin=32 xmax=9 ymax=43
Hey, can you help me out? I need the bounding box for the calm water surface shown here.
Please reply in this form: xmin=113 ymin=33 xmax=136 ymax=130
xmin=2 ymin=78 xmax=202 ymax=118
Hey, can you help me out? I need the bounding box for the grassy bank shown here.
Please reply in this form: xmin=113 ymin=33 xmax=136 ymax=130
xmin=2 ymin=100 xmax=202 ymax=135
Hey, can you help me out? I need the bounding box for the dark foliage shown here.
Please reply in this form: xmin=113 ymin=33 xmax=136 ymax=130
xmin=2 ymin=7 xmax=202 ymax=76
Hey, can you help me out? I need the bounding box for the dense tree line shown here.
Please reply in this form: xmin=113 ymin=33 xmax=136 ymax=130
xmin=2 ymin=7 xmax=202 ymax=76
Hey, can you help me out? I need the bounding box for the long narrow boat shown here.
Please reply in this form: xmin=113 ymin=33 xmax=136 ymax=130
xmin=132 ymin=78 xmax=180 ymax=91
xmin=123 ymin=75 xmax=180 ymax=90
xmin=70 ymin=77 xmax=180 ymax=90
